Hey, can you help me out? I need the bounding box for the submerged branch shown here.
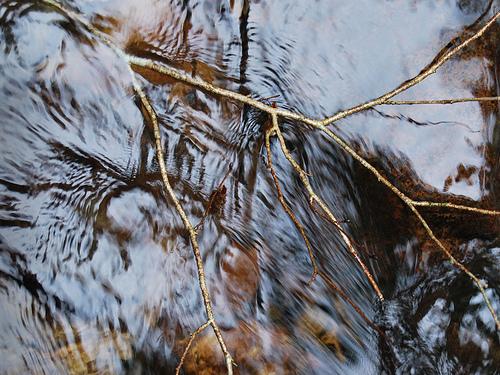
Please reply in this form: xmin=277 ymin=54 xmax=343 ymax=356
xmin=265 ymin=127 xmax=319 ymax=283
xmin=270 ymin=114 xmax=385 ymax=301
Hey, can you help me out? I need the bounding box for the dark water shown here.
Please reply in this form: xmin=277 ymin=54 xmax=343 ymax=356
xmin=0 ymin=0 xmax=499 ymax=374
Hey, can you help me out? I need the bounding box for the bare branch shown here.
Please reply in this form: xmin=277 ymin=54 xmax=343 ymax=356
xmin=132 ymin=81 xmax=234 ymax=374
xmin=408 ymin=205 xmax=499 ymax=330
xmin=384 ymin=96 xmax=500 ymax=105
xmin=270 ymin=114 xmax=385 ymax=301
xmin=126 ymin=10 xmax=500 ymax=131
xmin=265 ymin=128 xmax=318 ymax=283
xmin=411 ymin=200 xmax=500 ymax=215
xmin=319 ymin=12 xmax=500 ymax=125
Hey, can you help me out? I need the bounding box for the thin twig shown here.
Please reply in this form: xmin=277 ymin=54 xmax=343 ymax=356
xmin=175 ymin=321 xmax=211 ymax=375
xmin=270 ymin=114 xmax=385 ymax=301
xmin=408 ymin=205 xmax=499 ymax=331
xmin=310 ymin=200 xmax=373 ymax=259
xmin=42 ymin=0 xmax=121 ymax=54
xmin=384 ymin=96 xmax=500 ymax=105
xmin=411 ymin=200 xmax=500 ymax=215
xmin=265 ymin=128 xmax=318 ymax=283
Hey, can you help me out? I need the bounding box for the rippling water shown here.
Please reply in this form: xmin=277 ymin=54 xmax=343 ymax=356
xmin=0 ymin=0 xmax=499 ymax=374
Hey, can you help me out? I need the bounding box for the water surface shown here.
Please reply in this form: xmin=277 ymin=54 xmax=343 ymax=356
xmin=0 ymin=0 xmax=499 ymax=374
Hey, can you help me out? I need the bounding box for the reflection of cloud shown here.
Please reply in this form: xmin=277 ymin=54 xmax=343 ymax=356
xmin=418 ymin=298 xmax=451 ymax=350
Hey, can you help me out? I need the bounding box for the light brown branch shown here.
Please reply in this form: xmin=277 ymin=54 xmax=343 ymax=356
xmin=384 ymin=96 xmax=500 ymax=105
xmin=42 ymin=0 xmax=121 ymax=54
xmin=411 ymin=200 xmax=500 ymax=215
xmin=270 ymin=114 xmax=385 ymax=302
xmin=319 ymin=12 xmax=500 ymax=125
xmin=41 ymin=1 xmax=231 ymax=371
xmin=265 ymin=128 xmax=318 ymax=283
xmin=133 ymin=81 xmax=234 ymax=374
xmin=175 ymin=321 xmax=211 ymax=375
xmin=127 ymin=12 xmax=500 ymax=128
